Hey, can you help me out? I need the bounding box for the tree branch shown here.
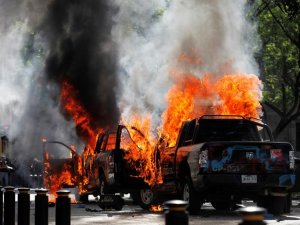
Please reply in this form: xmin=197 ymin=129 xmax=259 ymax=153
xmin=263 ymin=0 xmax=300 ymax=47
xmin=261 ymin=101 xmax=284 ymax=117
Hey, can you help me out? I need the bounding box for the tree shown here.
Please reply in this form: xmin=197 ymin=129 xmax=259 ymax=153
xmin=250 ymin=0 xmax=300 ymax=139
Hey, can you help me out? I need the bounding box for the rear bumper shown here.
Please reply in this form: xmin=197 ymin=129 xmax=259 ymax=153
xmin=194 ymin=173 xmax=296 ymax=194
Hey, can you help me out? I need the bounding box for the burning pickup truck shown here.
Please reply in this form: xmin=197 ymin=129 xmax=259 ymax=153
xmin=44 ymin=124 xmax=160 ymax=207
xmin=154 ymin=115 xmax=296 ymax=214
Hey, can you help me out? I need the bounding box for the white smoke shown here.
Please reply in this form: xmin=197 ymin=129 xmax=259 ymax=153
xmin=112 ymin=0 xmax=259 ymax=129
xmin=0 ymin=0 xmax=83 ymax=166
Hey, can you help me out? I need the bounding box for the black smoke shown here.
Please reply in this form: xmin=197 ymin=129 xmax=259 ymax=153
xmin=42 ymin=0 xmax=120 ymax=130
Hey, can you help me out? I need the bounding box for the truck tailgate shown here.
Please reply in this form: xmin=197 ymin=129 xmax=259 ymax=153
xmin=200 ymin=141 xmax=294 ymax=174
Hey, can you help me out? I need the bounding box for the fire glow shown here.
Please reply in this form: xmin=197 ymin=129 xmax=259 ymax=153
xmin=161 ymin=72 xmax=262 ymax=146
xmin=44 ymin=56 xmax=262 ymax=202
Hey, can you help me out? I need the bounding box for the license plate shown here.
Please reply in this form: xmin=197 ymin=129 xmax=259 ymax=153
xmin=241 ymin=175 xmax=257 ymax=183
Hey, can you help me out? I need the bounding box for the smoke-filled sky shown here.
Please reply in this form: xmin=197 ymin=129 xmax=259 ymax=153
xmin=114 ymin=0 xmax=259 ymax=128
xmin=0 ymin=0 xmax=259 ymax=178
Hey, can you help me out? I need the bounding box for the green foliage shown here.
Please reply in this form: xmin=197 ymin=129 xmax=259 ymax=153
xmin=253 ymin=0 xmax=300 ymax=113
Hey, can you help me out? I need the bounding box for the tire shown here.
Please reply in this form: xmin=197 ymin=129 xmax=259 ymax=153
xmin=113 ymin=197 xmax=125 ymax=211
xmin=182 ymin=177 xmax=203 ymax=214
xmin=131 ymin=189 xmax=156 ymax=210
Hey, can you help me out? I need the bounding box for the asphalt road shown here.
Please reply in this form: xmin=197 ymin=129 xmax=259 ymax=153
xmin=4 ymin=192 xmax=300 ymax=225
xmin=31 ymin=197 xmax=300 ymax=225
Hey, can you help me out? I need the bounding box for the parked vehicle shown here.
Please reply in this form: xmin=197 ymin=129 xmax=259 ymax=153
xmin=142 ymin=115 xmax=296 ymax=214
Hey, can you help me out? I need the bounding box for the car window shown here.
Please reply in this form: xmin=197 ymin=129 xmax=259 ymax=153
xmin=120 ymin=127 xmax=148 ymax=151
xmin=194 ymin=119 xmax=261 ymax=143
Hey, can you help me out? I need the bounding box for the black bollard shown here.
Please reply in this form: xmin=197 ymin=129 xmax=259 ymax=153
xmin=35 ymin=189 xmax=48 ymax=225
xmin=164 ymin=200 xmax=189 ymax=225
xmin=18 ymin=188 xmax=30 ymax=225
xmin=0 ymin=186 xmax=3 ymax=225
xmin=4 ymin=186 xmax=15 ymax=225
xmin=56 ymin=190 xmax=71 ymax=225
xmin=237 ymin=206 xmax=267 ymax=225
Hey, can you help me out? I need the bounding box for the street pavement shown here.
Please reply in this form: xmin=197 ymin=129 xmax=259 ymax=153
xmin=44 ymin=198 xmax=300 ymax=225
xmin=5 ymin=192 xmax=300 ymax=225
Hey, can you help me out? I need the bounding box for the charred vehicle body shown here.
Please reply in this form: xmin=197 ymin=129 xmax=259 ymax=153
xmin=153 ymin=115 xmax=296 ymax=214
xmin=83 ymin=125 xmax=150 ymax=189
xmin=44 ymin=125 xmax=156 ymax=208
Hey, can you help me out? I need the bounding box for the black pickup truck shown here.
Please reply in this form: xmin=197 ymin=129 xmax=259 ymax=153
xmin=153 ymin=115 xmax=296 ymax=214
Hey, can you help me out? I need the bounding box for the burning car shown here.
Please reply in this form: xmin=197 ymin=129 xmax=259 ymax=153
xmin=43 ymin=125 xmax=160 ymax=206
xmin=150 ymin=115 xmax=296 ymax=214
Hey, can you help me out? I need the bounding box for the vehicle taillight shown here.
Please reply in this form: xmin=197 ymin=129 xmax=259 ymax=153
xmin=289 ymin=151 xmax=295 ymax=169
xmin=199 ymin=150 xmax=208 ymax=168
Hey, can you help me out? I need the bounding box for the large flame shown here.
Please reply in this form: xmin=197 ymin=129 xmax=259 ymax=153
xmin=45 ymin=53 xmax=262 ymax=198
xmin=160 ymin=72 xmax=262 ymax=146
xmin=44 ymin=80 xmax=102 ymax=199
xmin=121 ymin=114 xmax=163 ymax=186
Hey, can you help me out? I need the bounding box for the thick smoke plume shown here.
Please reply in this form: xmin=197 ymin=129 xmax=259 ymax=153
xmin=43 ymin=0 xmax=120 ymax=130
xmin=112 ymin=0 xmax=259 ymax=130
xmin=0 ymin=0 xmax=259 ymax=184
xmin=0 ymin=0 xmax=120 ymax=184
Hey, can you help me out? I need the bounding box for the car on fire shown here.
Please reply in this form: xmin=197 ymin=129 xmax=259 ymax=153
xmin=44 ymin=115 xmax=297 ymax=214
xmin=146 ymin=115 xmax=296 ymax=214
xmin=75 ymin=125 xmax=157 ymax=207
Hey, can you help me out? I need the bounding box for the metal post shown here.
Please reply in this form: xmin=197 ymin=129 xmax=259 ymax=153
xmin=164 ymin=200 xmax=189 ymax=225
xmin=0 ymin=186 xmax=3 ymax=225
xmin=18 ymin=188 xmax=30 ymax=225
xmin=35 ymin=189 xmax=48 ymax=225
xmin=238 ymin=206 xmax=266 ymax=225
xmin=4 ymin=186 xmax=15 ymax=225
xmin=56 ymin=190 xmax=71 ymax=225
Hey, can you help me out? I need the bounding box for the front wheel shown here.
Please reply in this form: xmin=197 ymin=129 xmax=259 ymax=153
xmin=182 ymin=177 xmax=203 ymax=213
xmin=131 ymin=189 xmax=156 ymax=210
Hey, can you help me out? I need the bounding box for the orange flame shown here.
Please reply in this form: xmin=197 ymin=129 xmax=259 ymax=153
xmin=160 ymin=72 xmax=262 ymax=146
xmin=43 ymin=151 xmax=75 ymax=202
xmin=44 ymin=80 xmax=102 ymax=198
xmin=121 ymin=114 xmax=163 ymax=186
xmin=150 ymin=204 xmax=163 ymax=212
xmin=47 ymin=52 xmax=263 ymax=195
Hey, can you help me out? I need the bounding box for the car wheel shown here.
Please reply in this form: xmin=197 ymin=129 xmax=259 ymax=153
xmin=182 ymin=177 xmax=202 ymax=214
xmin=257 ymin=195 xmax=286 ymax=215
xmin=131 ymin=189 xmax=156 ymax=210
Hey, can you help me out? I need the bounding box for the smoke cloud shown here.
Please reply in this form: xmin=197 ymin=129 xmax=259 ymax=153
xmin=0 ymin=0 xmax=259 ymax=184
xmin=112 ymin=0 xmax=259 ymax=130
xmin=0 ymin=0 xmax=120 ymax=183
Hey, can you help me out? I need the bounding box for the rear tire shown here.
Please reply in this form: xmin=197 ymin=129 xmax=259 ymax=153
xmin=182 ymin=177 xmax=203 ymax=214
xmin=131 ymin=189 xmax=156 ymax=210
